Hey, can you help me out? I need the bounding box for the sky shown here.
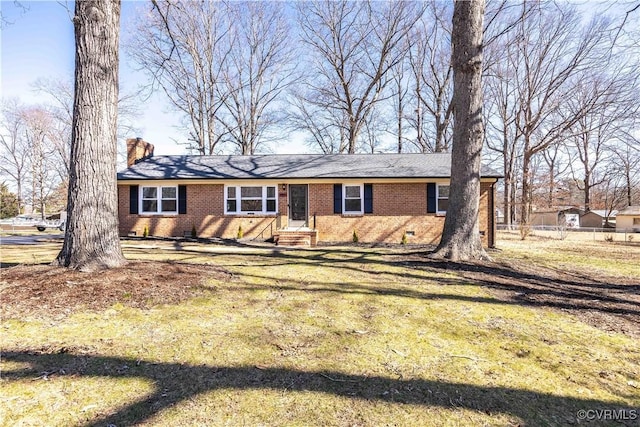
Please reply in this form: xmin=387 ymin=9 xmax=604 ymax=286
xmin=0 ymin=1 xmax=188 ymax=156
xmin=1 ymin=1 xmax=638 ymax=160
xmin=0 ymin=1 xmax=306 ymax=157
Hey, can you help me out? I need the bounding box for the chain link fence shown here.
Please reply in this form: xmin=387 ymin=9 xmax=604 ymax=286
xmin=497 ymin=224 xmax=639 ymax=243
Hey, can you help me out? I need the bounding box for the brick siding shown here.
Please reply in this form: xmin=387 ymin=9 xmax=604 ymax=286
xmin=118 ymin=181 xmax=496 ymax=247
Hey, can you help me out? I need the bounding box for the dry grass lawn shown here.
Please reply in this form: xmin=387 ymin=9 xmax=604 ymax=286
xmin=1 ymin=234 xmax=639 ymax=426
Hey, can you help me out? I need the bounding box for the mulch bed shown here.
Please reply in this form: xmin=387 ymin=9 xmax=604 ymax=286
xmin=0 ymin=261 xmax=231 ymax=321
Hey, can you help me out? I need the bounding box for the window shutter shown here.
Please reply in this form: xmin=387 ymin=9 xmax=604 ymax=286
xmin=129 ymin=185 xmax=139 ymax=214
xmin=178 ymin=185 xmax=187 ymax=214
xmin=364 ymin=184 xmax=373 ymax=214
xmin=333 ymin=184 xmax=342 ymax=214
xmin=427 ymin=183 xmax=436 ymax=213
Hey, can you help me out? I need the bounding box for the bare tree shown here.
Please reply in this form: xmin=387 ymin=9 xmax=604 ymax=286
xmin=130 ymin=1 xmax=293 ymax=155
xmin=407 ymin=2 xmax=454 ymax=153
xmin=21 ymin=107 xmax=58 ymax=219
xmin=387 ymin=55 xmax=411 ymax=153
xmin=540 ymin=142 xmax=569 ymax=209
xmin=611 ymin=136 xmax=640 ymax=207
xmin=431 ymin=0 xmax=488 ymax=261
xmin=0 ymin=101 xmax=67 ymax=217
xmin=216 ymin=2 xmax=297 ymax=155
xmin=33 ymin=76 xmax=141 ymax=170
xmin=55 ymin=0 xmax=126 ymax=271
xmin=295 ymin=0 xmax=422 ymax=154
xmin=0 ymin=99 xmax=30 ymax=213
xmin=481 ymin=0 xmax=544 ymax=226
xmin=564 ymin=64 xmax=640 ymax=212
xmin=32 ymin=78 xmax=73 ymax=180
xmin=484 ymin=33 xmax=521 ymax=226
xmin=130 ymin=0 xmax=232 ymax=154
xmin=484 ymin=2 xmax=614 ymax=235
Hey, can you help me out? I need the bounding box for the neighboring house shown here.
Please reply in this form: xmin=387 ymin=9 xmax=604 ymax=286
xmin=580 ymin=210 xmax=617 ymax=228
xmin=530 ymin=207 xmax=583 ymax=228
xmin=117 ymin=139 xmax=502 ymax=247
xmin=530 ymin=210 xmax=560 ymax=227
xmin=615 ymin=206 xmax=640 ymax=232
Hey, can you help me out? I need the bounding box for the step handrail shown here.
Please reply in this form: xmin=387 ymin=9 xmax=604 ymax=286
xmin=252 ymin=214 xmax=280 ymax=241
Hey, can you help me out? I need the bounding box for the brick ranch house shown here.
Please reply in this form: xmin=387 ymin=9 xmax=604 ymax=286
xmin=117 ymin=138 xmax=502 ymax=247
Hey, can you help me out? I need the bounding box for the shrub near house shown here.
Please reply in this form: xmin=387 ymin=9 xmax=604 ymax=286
xmin=117 ymin=139 xmax=502 ymax=246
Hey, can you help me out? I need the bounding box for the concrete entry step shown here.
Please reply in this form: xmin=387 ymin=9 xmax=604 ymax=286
xmin=274 ymin=229 xmax=318 ymax=247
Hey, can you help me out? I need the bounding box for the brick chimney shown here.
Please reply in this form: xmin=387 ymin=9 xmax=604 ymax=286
xmin=126 ymin=137 xmax=154 ymax=166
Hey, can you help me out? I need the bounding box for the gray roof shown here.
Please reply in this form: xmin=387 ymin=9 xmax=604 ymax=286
xmin=583 ymin=210 xmax=617 ymax=218
xmin=117 ymin=153 xmax=502 ymax=181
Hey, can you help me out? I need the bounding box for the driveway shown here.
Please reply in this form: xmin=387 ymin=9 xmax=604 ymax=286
xmin=0 ymin=233 xmax=63 ymax=245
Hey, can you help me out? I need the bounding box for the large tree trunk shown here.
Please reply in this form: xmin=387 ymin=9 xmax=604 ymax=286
xmin=54 ymin=0 xmax=126 ymax=271
xmin=431 ymin=0 xmax=487 ymax=261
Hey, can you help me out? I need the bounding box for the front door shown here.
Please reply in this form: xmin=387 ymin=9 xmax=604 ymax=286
xmin=288 ymin=184 xmax=308 ymax=228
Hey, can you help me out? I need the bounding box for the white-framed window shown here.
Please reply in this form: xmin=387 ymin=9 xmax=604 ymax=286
xmin=437 ymin=184 xmax=449 ymax=214
xmin=225 ymin=185 xmax=277 ymax=215
xmin=141 ymin=186 xmax=178 ymax=214
xmin=343 ymin=184 xmax=363 ymax=215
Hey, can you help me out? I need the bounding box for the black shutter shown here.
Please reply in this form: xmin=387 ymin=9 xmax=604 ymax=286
xmin=364 ymin=184 xmax=373 ymax=214
xmin=427 ymin=183 xmax=436 ymax=213
xmin=130 ymin=185 xmax=139 ymax=214
xmin=178 ymin=185 xmax=187 ymax=214
xmin=333 ymin=184 xmax=342 ymax=214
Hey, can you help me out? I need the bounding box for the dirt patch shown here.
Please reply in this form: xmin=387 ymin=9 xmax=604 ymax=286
xmin=397 ymin=254 xmax=640 ymax=339
xmin=0 ymin=261 xmax=231 ymax=321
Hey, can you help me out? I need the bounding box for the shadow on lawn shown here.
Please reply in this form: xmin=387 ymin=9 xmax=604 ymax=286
xmin=211 ymin=248 xmax=640 ymax=320
xmin=3 ymin=350 xmax=637 ymax=426
xmin=404 ymin=255 xmax=640 ymax=319
xmin=120 ymin=243 xmax=640 ymax=333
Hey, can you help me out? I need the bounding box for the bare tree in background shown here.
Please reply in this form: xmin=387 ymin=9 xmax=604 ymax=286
xmin=0 ymin=99 xmax=30 ymax=214
xmin=407 ymin=2 xmax=453 ymax=153
xmin=131 ymin=0 xmax=231 ymax=154
xmin=295 ymin=0 xmax=422 ymax=154
xmin=611 ymin=139 xmax=640 ymax=207
xmin=33 ymin=77 xmax=141 ymax=170
xmin=484 ymin=2 xmax=613 ymax=236
xmin=131 ymin=0 xmax=294 ymax=155
xmin=564 ymin=64 xmax=640 ymax=212
xmin=431 ymin=0 xmax=487 ymax=261
xmin=387 ymin=54 xmax=411 ymax=153
xmin=540 ymin=142 xmax=569 ymax=209
xmin=21 ymin=107 xmax=57 ymax=220
xmin=32 ymin=78 xmax=73 ymax=180
xmin=484 ymin=23 xmax=523 ymax=227
xmin=217 ymin=2 xmax=297 ymax=154
xmin=55 ymin=0 xmax=126 ymax=271
xmin=0 ymin=101 xmax=68 ymax=217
